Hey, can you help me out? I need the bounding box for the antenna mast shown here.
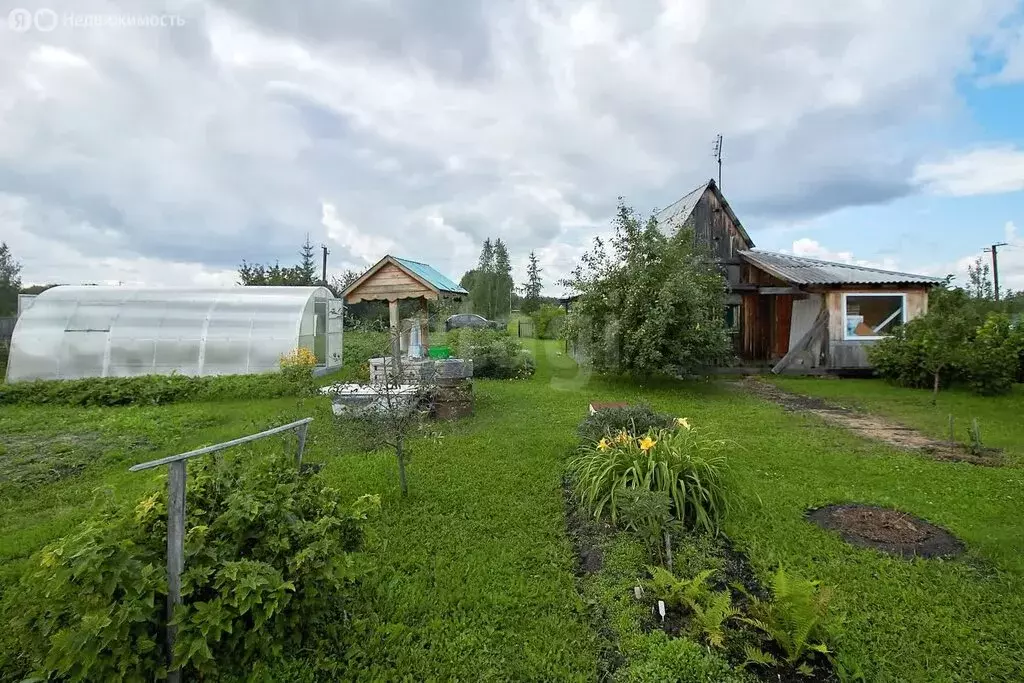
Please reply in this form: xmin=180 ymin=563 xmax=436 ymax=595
xmin=712 ymin=134 xmax=723 ymax=188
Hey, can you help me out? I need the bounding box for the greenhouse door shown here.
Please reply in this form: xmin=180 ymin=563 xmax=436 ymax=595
xmin=327 ymin=300 xmax=343 ymax=368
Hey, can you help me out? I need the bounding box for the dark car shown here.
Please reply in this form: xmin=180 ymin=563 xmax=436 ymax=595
xmin=445 ymin=314 xmax=502 ymax=332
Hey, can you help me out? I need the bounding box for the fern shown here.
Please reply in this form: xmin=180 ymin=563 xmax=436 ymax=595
xmin=647 ymin=566 xmax=714 ymax=610
xmin=738 ymin=567 xmax=833 ymax=666
xmin=743 ymin=645 xmax=778 ymax=668
xmin=648 ymin=566 xmax=738 ymax=647
xmin=691 ymin=590 xmax=740 ymax=648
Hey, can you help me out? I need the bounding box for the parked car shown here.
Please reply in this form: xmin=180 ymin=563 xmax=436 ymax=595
xmin=445 ymin=314 xmax=503 ymax=332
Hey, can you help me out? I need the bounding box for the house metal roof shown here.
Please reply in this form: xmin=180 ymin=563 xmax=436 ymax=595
xmin=738 ymin=250 xmax=943 ymax=286
xmin=392 ymin=256 xmax=468 ymax=294
xmin=654 ymin=179 xmax=754 ymax=247
xmin=654 ymin=182 xmax=707 ymax=230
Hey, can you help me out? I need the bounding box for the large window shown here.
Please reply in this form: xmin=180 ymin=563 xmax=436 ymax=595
xmin=842 ymin=293 xmax=906 ymax=340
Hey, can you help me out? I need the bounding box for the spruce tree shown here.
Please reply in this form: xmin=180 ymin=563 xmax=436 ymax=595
xmin=297 ymin=234 xmax=318 ymax=286
xmin=493 ymin=239 xmax=512 ymax=319
xmin=523 ymin=250 xmax=543 ymax=313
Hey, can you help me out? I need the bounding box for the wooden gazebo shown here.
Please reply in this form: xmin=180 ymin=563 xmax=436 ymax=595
xmin=341 ymin=255 xmax=468 ymax=356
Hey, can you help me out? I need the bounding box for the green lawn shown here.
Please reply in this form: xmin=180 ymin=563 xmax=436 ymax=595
xmin=2 ymin=349 xmax=1023 ymax=680
xmin=769 ymin=377 xmax=1024 ymax=461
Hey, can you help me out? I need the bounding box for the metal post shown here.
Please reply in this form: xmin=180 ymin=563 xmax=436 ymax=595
xmin=295 ymin=421 xmax=309 ymax=469
xmin=166 ymin=460 xmax=186 ymax=683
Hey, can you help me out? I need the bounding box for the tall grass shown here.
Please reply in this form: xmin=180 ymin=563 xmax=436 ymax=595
xmin=569 ymin=426 xmax=731 ymax=534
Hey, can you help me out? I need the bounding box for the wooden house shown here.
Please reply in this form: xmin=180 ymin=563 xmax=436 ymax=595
xmin=656 ymin=180 xmax=942 ymax=372
xmin=654 ymin=179 xmax=754 ymax=326
xmin=735 ymin=251 xmax=940 ymax=371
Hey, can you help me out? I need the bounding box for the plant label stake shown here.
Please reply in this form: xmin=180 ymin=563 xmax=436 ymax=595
xmin=657 ymin=599 xmax=666 ymax=622
xmin=634 ymin=586 xmax=643 ymax=600
xmin=128 ymin=417 xmax=313 ymax=683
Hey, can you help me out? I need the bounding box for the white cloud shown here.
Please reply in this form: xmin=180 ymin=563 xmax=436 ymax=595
xmin=1 ymin=0 xmax=1022 ymax=294
xmin=913 ymin=147 xmax=1024 ymax=196
xmin=321 ymin=202 xmax=395 ymax=266
xmin=784 ymin=238 xmax=901 ymax=271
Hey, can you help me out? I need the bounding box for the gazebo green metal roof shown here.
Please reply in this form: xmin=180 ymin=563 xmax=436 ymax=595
xmin=392 ymin=256 xmax=468 ymax=295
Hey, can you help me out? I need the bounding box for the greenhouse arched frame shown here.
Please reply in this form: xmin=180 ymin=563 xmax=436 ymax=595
xmin=5 ymin=286 xmax=343 ymax=383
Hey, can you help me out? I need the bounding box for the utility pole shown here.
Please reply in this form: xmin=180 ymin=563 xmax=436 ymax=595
xmin=321 ymin=245 xmax=330 ymax=287
xmin=984 ymin=242 xmax=1008 ymax=301
xmin=712 ymin=134 xmax=723 ymax=189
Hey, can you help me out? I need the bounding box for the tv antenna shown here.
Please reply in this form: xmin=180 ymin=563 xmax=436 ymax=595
xmin=712 ymin=134 xmax=723 ymax=188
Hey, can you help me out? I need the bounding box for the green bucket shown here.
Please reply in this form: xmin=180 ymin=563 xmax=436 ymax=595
xmin=428 ymin=345 xmax=451 ymax=359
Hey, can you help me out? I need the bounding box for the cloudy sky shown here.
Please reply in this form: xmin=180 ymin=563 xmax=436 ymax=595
xmin=2 ymin=0 xmax=1024 ymax=295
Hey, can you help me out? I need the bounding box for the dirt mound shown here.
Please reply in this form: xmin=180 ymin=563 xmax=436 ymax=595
xmin=808 ymin=504 xmax=964 ymax=558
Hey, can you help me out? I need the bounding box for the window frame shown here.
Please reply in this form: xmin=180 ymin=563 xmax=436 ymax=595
xmin=841 ymin=292 xmax=907 ymax=341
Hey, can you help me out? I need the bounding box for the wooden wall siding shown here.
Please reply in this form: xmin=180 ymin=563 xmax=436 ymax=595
xmin=826 ymin=291 xmax=844 ymax=341
xmin=742 ymin=293 xmax=772 ymax=361
xmin=828 ymin=341 xmax=872 ymax=369
xmin=905 ymin=289 xmax=928 ymax=320
xmin=346 ymin=262 xmax=436 ymax=303
xmin=686 ymin=189 xmax=753 ymax=289
xmin=741 ymin=263 xmax=788 ymax=287
xmin=773 ymin=295 xmax=793 ymax=358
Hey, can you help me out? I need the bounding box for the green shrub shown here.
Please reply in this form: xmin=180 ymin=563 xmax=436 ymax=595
xmin=869 ymin=288 xmax=1022 ymax=397
xmin=530 ymin=304 xmax=567 ymax=339
xmin=869 ymin=326 xmax=936 ymax=390
xmin=568 ymin=424 xmax=731 ymax=535
xmin=960 ymin=313 xmax=1020 ymax=395
xmin=738 ymin=567 xmax=833 ymax=670
xmin=2 ymin=453 xmax=378 ymax=681
xmin=562 ymin=201 xmax=732 ymax=376
xmin=576 ymin=403 xmax=677 ymax=443
xmin=446 ymin=328 xmax=535 ymax=379
xmin=0 ymin=370 xmax=318 ymax=407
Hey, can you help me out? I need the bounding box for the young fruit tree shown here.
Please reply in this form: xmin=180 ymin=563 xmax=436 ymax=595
xmin=562 ymin=201 xmax=731 ymax=375
xmin=332 ymin=326 xmax=438 ymax=496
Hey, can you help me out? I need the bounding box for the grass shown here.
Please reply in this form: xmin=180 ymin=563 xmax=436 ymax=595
xmin=2 ymin=344 xmax=1023 ymax=680
xmin=769 ymin=377 xmax=1024 ymax=461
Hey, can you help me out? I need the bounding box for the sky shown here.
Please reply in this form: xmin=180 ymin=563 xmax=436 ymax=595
xmin=2 ymin=0 xmax=1024 ymax=296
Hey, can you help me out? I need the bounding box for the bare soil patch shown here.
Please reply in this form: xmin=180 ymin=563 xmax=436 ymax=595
xmin=737 ymin=379 xmax=1002 ymax=465
xmin=808 ymin=504 xmax=964 ymax=559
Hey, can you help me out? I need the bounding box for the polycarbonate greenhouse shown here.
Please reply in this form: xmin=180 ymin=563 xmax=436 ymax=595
xmin=5 ymin=286 xmax=343 ymax=383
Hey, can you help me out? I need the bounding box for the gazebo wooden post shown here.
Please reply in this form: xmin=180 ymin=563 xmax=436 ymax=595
xmin=388 ymin=299 xmax=401 ymax=367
